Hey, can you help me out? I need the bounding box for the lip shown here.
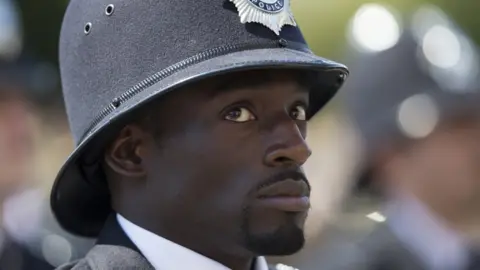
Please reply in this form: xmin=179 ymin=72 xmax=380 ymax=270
xmin=256 ymin=179 xmax=310 ymax=212
xmin=257 ymin=179 xmax=310 ymax=198
xmin=256 ymin=196 xmax=310 ymax=212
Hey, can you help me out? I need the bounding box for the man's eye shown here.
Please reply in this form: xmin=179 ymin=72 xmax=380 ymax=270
xmin=291 ymin=105 xmax=307 ymax=121
xmin=224 ymin=107 xmax=256 ymax=122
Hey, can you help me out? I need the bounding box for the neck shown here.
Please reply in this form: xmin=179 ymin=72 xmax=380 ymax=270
xmin=120 ymin=212 xmax=257 ymax=270
xmin=158 ymin=224 xmax=256 ymax=270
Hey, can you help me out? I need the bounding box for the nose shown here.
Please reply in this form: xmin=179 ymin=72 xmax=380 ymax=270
xmin=263 ymin=122 xmax=312 ymax=167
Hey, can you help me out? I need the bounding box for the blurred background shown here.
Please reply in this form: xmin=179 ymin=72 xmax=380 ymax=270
xmin=2 ymin=0 xmax=480 ymax=269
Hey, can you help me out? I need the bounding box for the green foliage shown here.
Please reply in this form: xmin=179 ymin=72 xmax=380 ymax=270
xmin=17 ymin=0 xmax=479 ymax=66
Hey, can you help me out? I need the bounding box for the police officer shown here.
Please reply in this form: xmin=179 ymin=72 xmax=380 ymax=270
xmin=331 ymin=9 xmax=480 ymax=270
xmin=0 ymin=60 xmax=56 ymax=270
xmin=51 ymin=0 xmax=348 ymax=269
xmin=0 ymin=0 xmax=55 ymax=268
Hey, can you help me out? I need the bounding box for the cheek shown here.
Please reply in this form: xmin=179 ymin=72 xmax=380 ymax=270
xmin=416 ymin=143 xmax=480 ymax=196
xmin=147 ymin=126 xmax=262 ymax=215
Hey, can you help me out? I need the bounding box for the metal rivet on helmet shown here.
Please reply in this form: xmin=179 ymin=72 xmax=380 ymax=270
xmin=337 ymin=73 xmax=346 ymax=85
xmin=111 ymin=98 xmax=121 ymax=108
xmin=84 ymin=22 xmax=92 ymax=35
xmin=278 ymin=38 xmax=288 ymax=47
xmin=105 ymin=4 xmax=114 ymax=16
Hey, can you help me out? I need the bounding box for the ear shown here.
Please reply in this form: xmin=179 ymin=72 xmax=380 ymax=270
xmin=104 ymin=125 xmax=148 ymax=177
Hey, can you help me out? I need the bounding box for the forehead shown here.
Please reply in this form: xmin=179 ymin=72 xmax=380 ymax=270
xmin=203 ymin=69 xmax=313 ymax=96
xmin=208 ymin=69 xmax=312 ymax=90
xmin=434 ymin=113 xmax=480 ymax=134
xmin=405 ymin=114 xmax=480 ymax=153
xmin=136 ymin=69 xmax=313 ymax=121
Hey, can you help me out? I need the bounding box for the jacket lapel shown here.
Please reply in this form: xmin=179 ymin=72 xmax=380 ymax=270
xmin=89 ymin=213 xmax=154 ymax=269
xmin=83 ymin=245 xmax=154 ymax=270
xmin=90 ymin=214 xmax=278 ymax=270
xmin=95 ymin=214 xmax=142 ymax=254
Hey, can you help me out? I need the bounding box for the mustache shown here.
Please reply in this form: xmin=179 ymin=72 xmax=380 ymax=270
xmin=256 ymin=169 xmax=311 ymax=193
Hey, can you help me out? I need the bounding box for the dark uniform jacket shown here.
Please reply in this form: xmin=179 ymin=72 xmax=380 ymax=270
xmin=328 ymin=224 xmax=428 ymax=270
xmin=57 ymin=215 xmax=281 ymax=270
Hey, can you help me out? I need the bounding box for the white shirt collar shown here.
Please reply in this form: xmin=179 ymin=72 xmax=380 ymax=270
xmin=117 ymin=214 xmax=270 ymax=270
xmin=385 ymin=193 xmax=469 ymax=270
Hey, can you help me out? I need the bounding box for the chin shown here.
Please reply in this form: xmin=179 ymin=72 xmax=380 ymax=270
xmin=243 ymin=222 xmax=306 ymax=256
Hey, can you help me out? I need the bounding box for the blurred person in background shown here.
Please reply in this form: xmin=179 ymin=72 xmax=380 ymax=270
xmin=0 ymin=0 xmax=53 ymax=268
xmin=331 ymin=5 xmax=480 ymax=270
xmin=0 ymin=0 xmax=94 ymax=268
xmin=0 ymin=52 xmax=53 ymax=270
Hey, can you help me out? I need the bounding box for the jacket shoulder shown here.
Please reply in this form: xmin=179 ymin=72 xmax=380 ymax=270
xmin=319 ymin=225 xmax=423 ymax=270
xmin=55 ymin=259 xmax=91 ymax=270
xmin=56 ymin=244 xmax=154 ymax=270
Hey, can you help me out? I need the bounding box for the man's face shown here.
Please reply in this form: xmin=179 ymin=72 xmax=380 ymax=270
xmin=108 ymin=69 xmax=313 ymax=256
xmin=389 ymin=116 xmax=480 ymax=221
